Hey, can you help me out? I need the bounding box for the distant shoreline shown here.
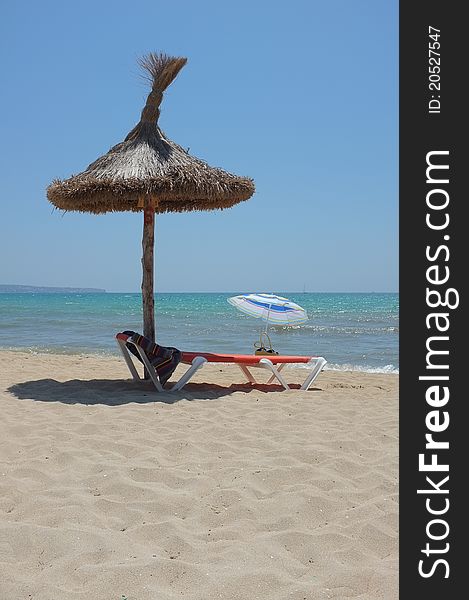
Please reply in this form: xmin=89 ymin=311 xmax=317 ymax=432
xmin=0 ymin=285 xmax=106 ymax=294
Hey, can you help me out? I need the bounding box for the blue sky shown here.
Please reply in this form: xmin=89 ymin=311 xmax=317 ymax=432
xmin=0 ymin=0 xmax=397 ymax=293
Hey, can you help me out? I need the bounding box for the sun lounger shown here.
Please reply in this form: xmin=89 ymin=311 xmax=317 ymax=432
xmin=116 ymin=332 xmax=327 ymax=392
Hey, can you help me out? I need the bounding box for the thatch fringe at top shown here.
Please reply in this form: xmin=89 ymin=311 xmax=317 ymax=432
xmin=139 ymin=53 xmax=187 ymax=96
xmin=46 ymin=52 xmax=255 ymax=214
xmin=137 ymin=53 xmax=187 ymax=126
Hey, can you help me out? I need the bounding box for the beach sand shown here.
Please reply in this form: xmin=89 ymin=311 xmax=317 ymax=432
xmin=0 ymin=350 xmax=398 ymax=600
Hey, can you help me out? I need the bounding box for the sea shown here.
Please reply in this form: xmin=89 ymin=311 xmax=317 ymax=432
xmin=0 ymin=292 xmax=399 ymax=374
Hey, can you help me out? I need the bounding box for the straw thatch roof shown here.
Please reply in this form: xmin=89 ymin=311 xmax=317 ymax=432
xmin=47 ymin=53 xmax=255 ymax=214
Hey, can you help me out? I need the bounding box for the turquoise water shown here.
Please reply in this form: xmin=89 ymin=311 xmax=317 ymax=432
xmin=0 ymin=293 xmax=399 ymax=372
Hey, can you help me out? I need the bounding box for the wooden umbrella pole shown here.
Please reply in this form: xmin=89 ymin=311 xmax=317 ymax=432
xmin=141 ymin=196 xmax=156 ymax=344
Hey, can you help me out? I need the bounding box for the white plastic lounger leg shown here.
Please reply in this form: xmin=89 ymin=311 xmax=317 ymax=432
xmin=266 ymin=363 xmax=286 ymax=385
xmin=132 ymin=343 xmax=165 ymax=392
xmin=116 ymin=338 xmax=165 ymax=391
xmin=237 ymin=364 xmax=257 ymax=384
xmin=171 ymin=356 xmax=208 ymax=392
xmin=116 ymin=339 xmax=142 ymax=381
xmin=300 ymin=357 xmax=327 ymax=391
xmin=258 ymin=358 xmax=290 ymax=390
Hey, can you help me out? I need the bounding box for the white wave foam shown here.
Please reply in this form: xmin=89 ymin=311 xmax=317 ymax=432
xmin=2 ymin=346 xmax=399 ymax=374
xmin=293 ymin=361 xmax=398 ymax=374
xmin=324 ymin=363 xmax=399 ymax=374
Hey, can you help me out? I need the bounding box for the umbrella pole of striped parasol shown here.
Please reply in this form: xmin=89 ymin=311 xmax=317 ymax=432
xmin=264 ymin=304 xmax=272 ymax=335
xmin=256 ymin=303 xmax=273 ymax=352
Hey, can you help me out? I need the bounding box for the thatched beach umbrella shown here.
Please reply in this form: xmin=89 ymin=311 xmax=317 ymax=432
xmin=47 ymin=53 xmax=254 ymax=343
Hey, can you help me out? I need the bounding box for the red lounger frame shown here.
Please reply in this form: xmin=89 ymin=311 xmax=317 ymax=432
xmin=116 ymin=333 xmax=327 ymax=392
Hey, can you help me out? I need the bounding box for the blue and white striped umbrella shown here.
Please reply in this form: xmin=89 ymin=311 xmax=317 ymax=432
xmin=228 ymin=293 xmax=308 ymax=326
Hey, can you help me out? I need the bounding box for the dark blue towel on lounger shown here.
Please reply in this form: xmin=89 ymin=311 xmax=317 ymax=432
xmin=122 ymin=331 xmax=181 ymax=386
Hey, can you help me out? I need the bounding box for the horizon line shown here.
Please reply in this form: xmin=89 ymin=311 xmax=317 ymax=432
xmin=0 ymin=285 xmax=399 ymax=294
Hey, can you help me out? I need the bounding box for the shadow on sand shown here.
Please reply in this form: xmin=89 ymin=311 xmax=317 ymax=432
xmin=7 ymin=377 xmax=306 ymax=406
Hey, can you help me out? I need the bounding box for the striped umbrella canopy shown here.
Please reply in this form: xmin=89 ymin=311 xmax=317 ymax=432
xmin=228 ymin=293 xmax=308 ymax=326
